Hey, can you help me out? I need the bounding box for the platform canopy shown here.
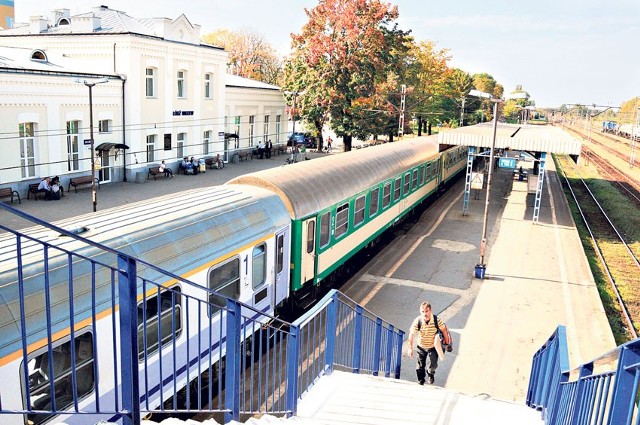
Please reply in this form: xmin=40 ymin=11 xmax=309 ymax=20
xmin=437 ymin=122 xmax=582 ymax=156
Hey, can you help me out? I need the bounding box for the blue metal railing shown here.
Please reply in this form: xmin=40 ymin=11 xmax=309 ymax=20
xmin=0 ymin=203 xmax=404 ymax=425
xmin=528 ymin=326 xmax=640 ymax=424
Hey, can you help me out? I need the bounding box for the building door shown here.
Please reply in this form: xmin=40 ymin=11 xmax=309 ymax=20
xmin=98 ymin=151 xmax=111 ymax=182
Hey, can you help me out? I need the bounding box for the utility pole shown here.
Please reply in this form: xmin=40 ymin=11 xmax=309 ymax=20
xmin=460 ymin=97 xmax=466 ymax=127
xmin=398 ymin=84 xmax=406 ymax=138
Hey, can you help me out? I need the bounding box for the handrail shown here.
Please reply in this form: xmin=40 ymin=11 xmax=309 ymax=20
xmin=0 ymin=203 xmax=405 ymax=425
xmin=527 ymin=326 xmax=640 ymax=424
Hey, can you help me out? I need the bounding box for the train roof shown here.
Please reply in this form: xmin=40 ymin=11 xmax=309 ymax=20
xmin=0 ymin=185 xmax=289 ymax=356
xmin=0 ymin=185 xmax=288 ymax=268
xmin=227 ymin=138 xmax=440 ymax=219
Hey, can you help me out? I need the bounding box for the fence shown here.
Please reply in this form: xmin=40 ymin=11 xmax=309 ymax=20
xmin=0 ymin=202 xmax=404 ymax=425
xmin=527 ymin=325 xmax=640 ymax=424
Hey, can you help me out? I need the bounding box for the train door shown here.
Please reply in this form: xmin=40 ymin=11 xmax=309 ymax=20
xmin=300 ymin=219 xmax=316 ymax=284
xmin=251 ymin=242 xmax=271 ymax=313
xmin=273 ymin=229 xmax=290 ymax=307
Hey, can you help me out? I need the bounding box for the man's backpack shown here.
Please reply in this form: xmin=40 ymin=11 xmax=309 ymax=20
xmin=418 ymin=314 xmax=453 ymax=352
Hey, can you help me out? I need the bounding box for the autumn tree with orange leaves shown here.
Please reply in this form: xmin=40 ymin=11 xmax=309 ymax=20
xmin=286 ymin=0 xmax=409 ymax=151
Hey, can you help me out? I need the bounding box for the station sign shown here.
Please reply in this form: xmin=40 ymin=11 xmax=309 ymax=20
xmin=498 ymin=157 xmax=517 ymax=169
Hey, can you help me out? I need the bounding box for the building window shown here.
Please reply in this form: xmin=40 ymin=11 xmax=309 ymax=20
xmin=19 ymin=122 xmax=36 ymax=178
xmin=354 ymin=195 xmax=366 ymax=227
xmin=98 ymin=119 xmax=111 ymax=133
xmin=249 ymin=115 xmax=255 ymax=147
xmin=137 ymin=286 xmax=182 ymax=360
xmin=146 ymin=134 xmax=156 ymax=163
xmin=275 ymin=115 xmax=281 ymax=143
xmin=23 ymin=331 xmax=95 ymax=425
xmin=264 ymin=115 xmax=270 ymax=140
xmin=177 ymin=70 xmax=186 ymax=98
xmin=145 ymin=67 xmax=156 ymax=97
xmin=335 ymin=203 xmax=349 ymax=238
xmin=66 ymin=120 xmax=80 ymax=172
xmin=369 ymin=188 xmax=380 ymax=217
xmin=177 ymin=133 xmax=185 ymax=159
xmin=203 ymin=130 xmax=211 ymax=155
xmin=319 ymin=211 xmax=331 ymax=247
xmin=204 ymin=73 xmax=212 ymax=99
xmin=208 ymin=258 xmax=240 ymax=316
xmin=252 ymin=244 xmax=267 ymax=289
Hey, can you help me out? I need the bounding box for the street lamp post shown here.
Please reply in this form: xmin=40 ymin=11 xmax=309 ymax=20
xmin=284 ymin=90 xmax=304 ymax=135
xmin=479 ymin=99 xmax=499 ymax=267
xmin=468 ymin=90 xmax=526 ymax=278
xmin=78 ymin=77 xmax=108 ymax=212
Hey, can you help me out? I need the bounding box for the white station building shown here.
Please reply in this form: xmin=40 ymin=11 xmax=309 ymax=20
xmin=0 ymin=5 xmax=287 ymax=191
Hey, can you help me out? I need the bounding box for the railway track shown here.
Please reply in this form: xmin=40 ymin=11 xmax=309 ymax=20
xmin=556 ymin=155 xmax=639 ymax=339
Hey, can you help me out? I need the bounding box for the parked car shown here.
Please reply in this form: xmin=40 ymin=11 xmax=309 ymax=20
xmin=287 ymin=132 xmax=317 ymax=149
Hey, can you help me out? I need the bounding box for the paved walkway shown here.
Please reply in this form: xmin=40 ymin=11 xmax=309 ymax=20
xmin=1 ymin=151 xmax=326 ymax=230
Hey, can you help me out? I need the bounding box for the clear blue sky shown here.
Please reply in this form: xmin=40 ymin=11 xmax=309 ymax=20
xmin=14 ymin=0 xmax=640 ymax=108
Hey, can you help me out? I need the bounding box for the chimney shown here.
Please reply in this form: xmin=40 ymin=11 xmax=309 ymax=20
xmin=29 ymin=16 xmax=48 ymax=33
xmin=71 ymin=14 xmax=101 ymax=33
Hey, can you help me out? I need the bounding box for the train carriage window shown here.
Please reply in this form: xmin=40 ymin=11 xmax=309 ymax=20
xmin=369 ymin=187 xmax=380 ymax=217
xmin=252 ymin=244 xmax=267 ymax=288
xmin=419 ymin=166 xmax=425 ymax=185
xmin=207 ymin=258 xmax=240 ymax=316
xmin=306 ymin=221 xmax=315 ymax=253
xmin=393 ymin=178 xmax=401 ymax=202
xmin=354 ymin=195 xmax=366 ymax=227
xmin=276 ymin=234 xmax=284 ymax=274
xmin=319 ymin=212 xmax=331 ymax=247
xmin=382 ymin=183 xmax=391 ymax=208
xmin=403 ymin=173 xmax=410 ymax=195
xmin=412 ymin=169 xmax=418 ymax=189
xmin=138 ymin=286 xmax=182 ymax=360
xmin=335 ymin=203 xmax=349 ymax=238
xmin=426 ymin=164 xmax=432 ymax=181
xmin=23 ymin=331 xmax=95 ymax=425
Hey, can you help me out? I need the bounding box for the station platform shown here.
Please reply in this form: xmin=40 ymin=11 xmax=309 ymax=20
xmin=340 ymin=153 xmax=616 ymax=403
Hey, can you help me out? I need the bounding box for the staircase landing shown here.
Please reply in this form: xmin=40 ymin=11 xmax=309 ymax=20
xmin=292 ymin=371 xmax=543 ymax=425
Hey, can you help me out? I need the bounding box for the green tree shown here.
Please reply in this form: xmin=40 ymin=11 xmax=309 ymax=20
xmin=286 ymin=0 xmax=409 ymax=151
xmin=403 ymin=40 xmax=452 ymax=135
xmin=445 ymin=68 xmax=473 ymax=127
xmin=202 ymin=29 xmax=283 ymax=85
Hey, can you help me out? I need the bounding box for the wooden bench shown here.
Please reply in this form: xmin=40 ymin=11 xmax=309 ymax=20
xmin=205 ymin=156 xmax=224 ymax=170
xmin=0 ymin=187 xmax=20 ymax=204
xmin=68 ymin=175 xmax=99 ymax=193
xmin=237 ymin=150 xmax=252 ymax=162
xmin=27 ymin=183 xmax=42 ymax=200
xmin=275 ymin=145 xmax=287 ymax=155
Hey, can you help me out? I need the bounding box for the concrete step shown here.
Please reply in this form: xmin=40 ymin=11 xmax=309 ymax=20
xmin=96 ymin=371 xmax=543 ymax=425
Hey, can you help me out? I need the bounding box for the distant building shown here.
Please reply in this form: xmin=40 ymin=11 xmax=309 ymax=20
xmin=0 ymin=6 xmax=286 ymax=191
xmin=0 ymin=0 xmax=14 ymax=29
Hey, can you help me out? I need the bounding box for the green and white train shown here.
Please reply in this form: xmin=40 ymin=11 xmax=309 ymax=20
xmin=229 ymin=138 xmax=467 ymax=307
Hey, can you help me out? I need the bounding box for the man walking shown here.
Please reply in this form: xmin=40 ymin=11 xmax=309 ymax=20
xmin=407 ymin=301 xmax=450 ymax=385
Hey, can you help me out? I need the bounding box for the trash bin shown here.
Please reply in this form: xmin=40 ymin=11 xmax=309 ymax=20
xmin=135 ymin=172 xmax=146 ymax=184
xmin=474 ymin=264 xmax=486 ymax=279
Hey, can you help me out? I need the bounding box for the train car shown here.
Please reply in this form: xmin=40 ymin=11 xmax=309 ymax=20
xmin=617 ymin=123 xmax=640 ymax=141
xmin=0 ymin=185 xmax=290 ymax=425
xmin=228 ymin=139 xmax=466 ymax=302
